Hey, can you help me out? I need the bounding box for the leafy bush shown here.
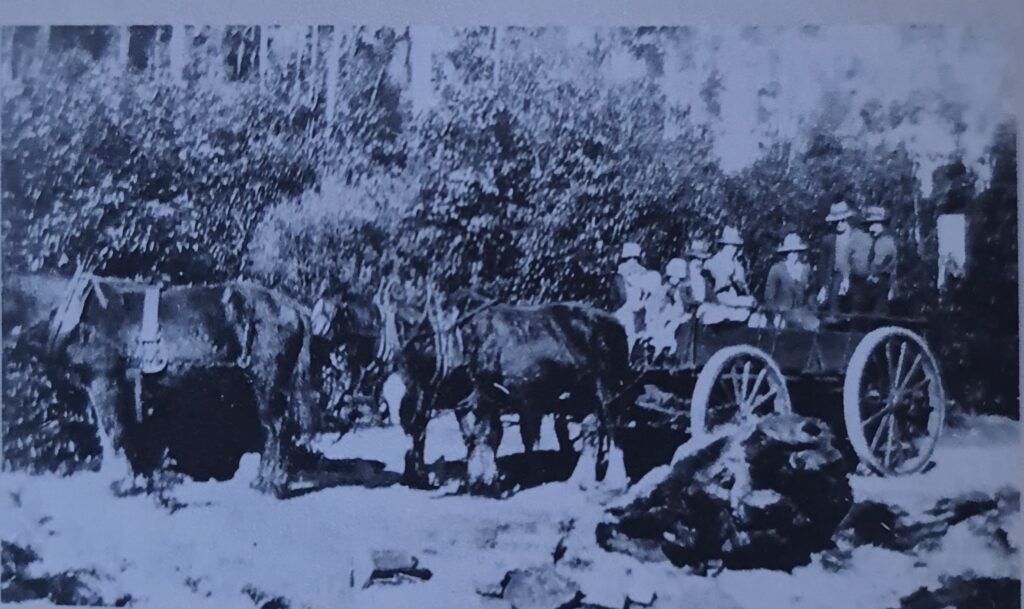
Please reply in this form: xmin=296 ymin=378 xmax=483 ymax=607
xmin=2 ymin=328 xmax=99 ymax=474
xmin=1 ymin=27 xmax=1018 ymax=420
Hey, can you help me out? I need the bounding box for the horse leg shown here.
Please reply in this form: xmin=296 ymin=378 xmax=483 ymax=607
xmin=594 ymin=383 xmax=628 ymax=488
xmin=87 ymin=375 xmax=141 ymax=493
xmin=400 ymin=387 xmax=430 ymax=488
xmin=251 ymin=382 xmax=292 ymax=497
xmin=518 ymin=410 xmax=542 ymax=455
xmin=457 ymin=396 xmax=502 ymax=496
xmin=554 ymin=415 xmax=575 ymax=455
xmin=250 ymin=326 xmax=305 ymax=498
xmin=567 ymin=381 xmax=627 ymax=489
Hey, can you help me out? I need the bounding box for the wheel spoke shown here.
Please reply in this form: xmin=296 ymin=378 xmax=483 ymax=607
xmin=884 ymin=340 xmax=895 ymax=389
xmin=904 ymin=376 xmax=932 ymax=395
xmin=897 ymin=354 xmax=924 ymax=394
xmin=747 ymin=367 xmax=768 ymax=409
xmin=891 ymin=341 xmax=907 ymax=394
xmin=863 ymin=405 xmax=891 ymax=428
xmin=729 ymin=364 xmax=743 ymax=402
xmin=741 ymin=361 xmax=752 ymax=406
xmin=749 ymin=386 xmax=779 ymax=411
xmin=870 ymin=414 xmax=890 ymax=452
xmin=883 ymin=414 xmax=897 ymax=468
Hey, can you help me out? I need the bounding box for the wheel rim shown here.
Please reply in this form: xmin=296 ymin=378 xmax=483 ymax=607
xmin=846 ymin=328 xmax=945 ymax=475
xmin=692 ymin=346 xmax=791 ymax=438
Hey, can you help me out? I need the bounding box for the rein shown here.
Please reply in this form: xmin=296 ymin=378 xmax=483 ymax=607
xmin=324 ymin=297 xmax=500 ymax=411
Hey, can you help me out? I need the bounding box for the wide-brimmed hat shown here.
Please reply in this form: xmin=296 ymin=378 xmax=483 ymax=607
xmin=863 ymin=205 xmax=890 ymax=223
xmin=825 ymin=201 xmax=856 ymax=222
xmin=665 ymin=258 xmax=687 ymax=279
xmin=685 ymin=239 xmax=712 ymax=259
xmin=620 ymin=242 xmax=642 ymax=260
xmin=718 ymin=226 xmax=744 ymax=246
xmin=777 ymin=233 xmax=809 ymax=253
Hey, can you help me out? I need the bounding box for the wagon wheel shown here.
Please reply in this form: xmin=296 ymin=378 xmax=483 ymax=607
xmin=691 ymin=345 xmax=791 ymax=439
xmin=843 ymin=327 xmax=945 ymax=476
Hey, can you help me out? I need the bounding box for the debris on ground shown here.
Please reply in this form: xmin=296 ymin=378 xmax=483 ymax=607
xmin=598 ymin=414 xmax=852 ymax=571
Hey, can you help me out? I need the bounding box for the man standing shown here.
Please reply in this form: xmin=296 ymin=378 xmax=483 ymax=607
xmin=863 ymin=206 xmax=898 ymax=315
xmin=815 ymin=201 xmax=872 ymax=315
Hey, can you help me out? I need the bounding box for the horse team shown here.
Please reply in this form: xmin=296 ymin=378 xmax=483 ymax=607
xmin=13 ymin=272 xmax=634 ymax=498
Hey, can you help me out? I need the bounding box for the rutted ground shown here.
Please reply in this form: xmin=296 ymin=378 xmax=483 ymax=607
xmin=1 ymin=414 xmax=1019 ymax=609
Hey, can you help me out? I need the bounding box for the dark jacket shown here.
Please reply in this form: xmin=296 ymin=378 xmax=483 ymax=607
xmin=867 ymin=231 xmax=898 ymax=293
xmin=816 ymin=228 xmax=873 ymax=286
xmin=764 ymin=261 xmax=810 ymax=311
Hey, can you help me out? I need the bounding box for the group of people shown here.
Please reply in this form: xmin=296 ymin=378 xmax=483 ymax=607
xmin=612 ymin=201 xmax=899 ymax=357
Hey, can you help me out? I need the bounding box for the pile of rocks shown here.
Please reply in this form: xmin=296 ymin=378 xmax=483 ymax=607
xmin=597 ymin=413 xmax=853 ymax=571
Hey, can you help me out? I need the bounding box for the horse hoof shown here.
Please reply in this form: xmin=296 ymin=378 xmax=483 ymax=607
xmin=463 ymin=479 xmax=501 ymax=498
xmin=109 ymin=477 xmax=146 ymax=498
xmin=400 ymin=472 xmax=432 ymax=490
xmin=250 ymin=475 xmax=289 ymax=498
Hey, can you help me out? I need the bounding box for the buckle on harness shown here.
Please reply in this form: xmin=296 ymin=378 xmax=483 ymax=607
xmin=138 ymin=337 xmax=167 ymax=374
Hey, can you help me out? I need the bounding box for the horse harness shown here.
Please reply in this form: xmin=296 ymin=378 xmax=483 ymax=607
xmin=51 ymin=275 xmax=257 ymax=422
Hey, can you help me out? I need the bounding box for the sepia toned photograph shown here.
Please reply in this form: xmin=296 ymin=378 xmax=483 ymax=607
xmin=1 ymin=23 xmax=1019 ymax=609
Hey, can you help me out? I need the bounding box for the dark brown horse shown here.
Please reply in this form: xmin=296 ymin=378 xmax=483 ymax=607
xmin=308 ymin=284 xmax=397 ymax=429
xmin=400 ymin=293 xmax=631 ymax=494
xmin=30 ymin=274 xmax=316 ymax=497
xmin=313 ymin=282 xmax=631 ymax=495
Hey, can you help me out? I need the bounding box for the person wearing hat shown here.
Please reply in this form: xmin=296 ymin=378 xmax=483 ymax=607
xmin=764 ymin=233 xmax=820 ymax=331
xmin=705 ymin=226 xmax=753 ymax=303
xmin=646 ymin=257 xmax=690 ymax=358
xmin=684 ymin=239 xmax=713 ymax=305
xmin=863 ymin=205 xmax=898 ymax=315
xmin=611 ymin=241 xmax=658 ymax=351
xmin=700 ymin=227 xmax=757 ymax=324
xmin=815 ymin=201 xmax=873 ymax=315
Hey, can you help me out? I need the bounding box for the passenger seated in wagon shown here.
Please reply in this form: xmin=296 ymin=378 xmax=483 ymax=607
xmin=697 ymin=226 xmax=766 ymax=327
xmin=763 ymin=232 xmax=820 ymax=331
xmin=612 ymin=242 xmax=664 ymax=354
xmin=645 ymin=240 xmax=714 ymax=358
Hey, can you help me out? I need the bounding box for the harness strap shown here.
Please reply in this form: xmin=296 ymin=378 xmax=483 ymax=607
xmin=141 ymin=286 xmax=160 ymax=341
xmin=48 ymin=272 xmax=93 ymax=352
xmin=138 ymin=285 xmax=167 ymax=374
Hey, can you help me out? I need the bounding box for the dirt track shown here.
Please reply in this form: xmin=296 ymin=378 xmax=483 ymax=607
xmin=2 ymin=414 xmax=1019 ymax=609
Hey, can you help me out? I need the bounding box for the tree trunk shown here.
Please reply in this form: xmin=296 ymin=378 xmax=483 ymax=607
xmin=168 ymin=24 xmax=187 ymax=83
xmin=325 ymin=26 xmax=340 ymax=123
xmin=1 ymin=27 xmax=13 ymax=84
xmin=25 ymin=26 xmax=50 ymax=78
xmin=116 ymin=27 xmax=130 ymax=70
xmin=259 ymin=25 xmax=271 ymax=86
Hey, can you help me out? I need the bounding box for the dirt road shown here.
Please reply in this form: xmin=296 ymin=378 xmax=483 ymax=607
xmin=2 ymin=415 xmax=1018 ymax=609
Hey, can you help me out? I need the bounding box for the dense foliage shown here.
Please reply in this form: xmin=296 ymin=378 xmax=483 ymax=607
xmin=2 ymin=26 xmax=1018 ymax=425
xmin=2 ymin=328 xmax=99 ymax=474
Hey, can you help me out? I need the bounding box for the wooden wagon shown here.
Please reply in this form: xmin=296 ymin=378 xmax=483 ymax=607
xmin=623 ymin=315 xmax=947 ymax=477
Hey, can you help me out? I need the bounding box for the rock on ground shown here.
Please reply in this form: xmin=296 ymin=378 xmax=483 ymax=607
xmin=1 ymin=541 xmax=130 ymax=606
xmin=487 ymin=565 xmax=583 ymax=609
xmin=597 ymin=413 xmax=852 ymax=571
xmin=892 ymin=575 xmax=1021 ymax=609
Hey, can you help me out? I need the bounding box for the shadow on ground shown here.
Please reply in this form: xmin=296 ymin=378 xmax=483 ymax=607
xmin=283 ymin=449 xmax=579 ymax=499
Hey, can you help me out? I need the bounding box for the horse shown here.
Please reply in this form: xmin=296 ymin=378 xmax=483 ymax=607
xmin=26 ymin=273 xmax=316 ymax=497
xmin=308 ymin=282 xmax=398 ymax=430
xmin=314 ymin=282 xmax=632 ymax=495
